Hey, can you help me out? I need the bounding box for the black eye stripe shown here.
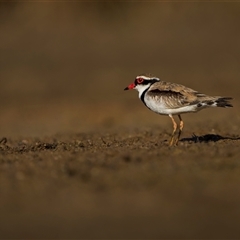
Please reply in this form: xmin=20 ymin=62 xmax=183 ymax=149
xmin=135 ymin=79 xmax=148 ymax=85
xmin=135 ymin=79 xmax=159 ymax=85
xmin=142 ymin=80 xmax=150 ymax=85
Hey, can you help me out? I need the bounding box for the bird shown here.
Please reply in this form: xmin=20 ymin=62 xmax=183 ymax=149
xmin=124 ymin=75 xmax=233 ymax=146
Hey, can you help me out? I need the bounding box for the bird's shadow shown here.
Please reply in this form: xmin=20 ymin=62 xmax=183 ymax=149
xmin=181 ymin=133 xmax=240 ymax=143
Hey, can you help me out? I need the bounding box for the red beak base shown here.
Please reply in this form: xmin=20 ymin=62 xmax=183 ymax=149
xmin=124 ymin=83 xmax=135 ymax=90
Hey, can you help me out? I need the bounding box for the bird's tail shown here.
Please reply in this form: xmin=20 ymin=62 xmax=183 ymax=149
xmin=200 ymin=96 xmax=233 ymax=108
xmin=214 ymin=97 xmax=233 ymax=108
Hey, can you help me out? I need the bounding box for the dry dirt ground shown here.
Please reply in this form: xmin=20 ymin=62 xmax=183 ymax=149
xmin=1 ymin=118 xmax=240 ymax=238
xmin=1 ymin=3 xmax=240 ymax=239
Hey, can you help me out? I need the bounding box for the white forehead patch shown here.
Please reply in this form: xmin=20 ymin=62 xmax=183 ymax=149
xmin=136 ymin=75 xmax=160 ymax=81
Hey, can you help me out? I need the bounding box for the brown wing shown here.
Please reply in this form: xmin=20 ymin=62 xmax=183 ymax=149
xmin=146 ymin=81 xmax=202 ymax=108
xmin=148 ymin=81 xmax=198 ymax=94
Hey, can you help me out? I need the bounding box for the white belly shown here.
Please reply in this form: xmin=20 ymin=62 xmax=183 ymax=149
xmin=144 ymin=96 xmax=199 ymax=115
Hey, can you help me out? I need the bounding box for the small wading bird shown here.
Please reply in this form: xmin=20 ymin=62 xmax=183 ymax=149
xmin=124 ymin=75 xmax=233 ymax=146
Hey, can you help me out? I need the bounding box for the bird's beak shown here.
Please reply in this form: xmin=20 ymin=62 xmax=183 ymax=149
xmin=124 ymin=83 xmax=135 ymax=90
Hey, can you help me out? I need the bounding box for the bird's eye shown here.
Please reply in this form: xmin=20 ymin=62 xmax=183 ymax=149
xmin=136 ymin=78 xmax=144 ymax=84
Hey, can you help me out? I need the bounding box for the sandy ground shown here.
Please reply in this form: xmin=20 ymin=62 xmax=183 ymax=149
xmin=1 ymin=3 xmax=240 ymax=238
xmin=0 ymin=123 xmax=240 ymax=238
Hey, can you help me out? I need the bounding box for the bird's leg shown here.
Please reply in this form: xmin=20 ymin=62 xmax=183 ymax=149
xmin=175 ymin=115 xmax=184 ymax=145
xmin=169 ymin=115 xmax=178 ymax=146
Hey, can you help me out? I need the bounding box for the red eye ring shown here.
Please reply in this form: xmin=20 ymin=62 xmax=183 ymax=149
xmin=136 ymin=78 xmax=144 ymax=84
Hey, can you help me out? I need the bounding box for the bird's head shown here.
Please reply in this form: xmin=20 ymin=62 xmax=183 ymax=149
xmin=124 ymin=75 xmax=160 ymax=94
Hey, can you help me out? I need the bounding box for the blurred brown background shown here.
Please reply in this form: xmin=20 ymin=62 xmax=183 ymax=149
xmin=0 ymin=2 xmax=239 ymax=137
xmin=1 ymin=3 xmax=240 ymax=239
